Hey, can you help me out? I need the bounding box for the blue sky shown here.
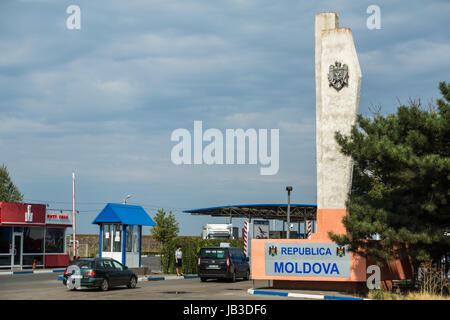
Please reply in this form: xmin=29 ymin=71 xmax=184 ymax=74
xmin=1 ymin=0 xmax=449 ymax=235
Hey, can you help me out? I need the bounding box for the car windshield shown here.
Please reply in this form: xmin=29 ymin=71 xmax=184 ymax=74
xmin=201 ymin=249 xmax=227 ymax=259
xmin=70 ymin=260 xmax=93 ymax=269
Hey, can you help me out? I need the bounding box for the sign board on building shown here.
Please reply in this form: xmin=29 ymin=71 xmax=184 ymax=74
xmin=264 ymin=242 xmax=351 ymax=278
xmin=45 ymin=210 xmax=73 ymax=225
xmin=25 ymin=205 xmax=34 ymax=222
xmin=253 ymin=220 xmax=269 ymax=239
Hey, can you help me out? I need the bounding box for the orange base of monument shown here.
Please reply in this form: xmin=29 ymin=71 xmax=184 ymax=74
xmin=251 ymin=208 xmax=413 ymax=293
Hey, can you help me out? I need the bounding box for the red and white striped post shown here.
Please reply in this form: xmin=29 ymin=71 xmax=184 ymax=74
xmin=243 ymin=220 xmax=248 ymax=257
xmin=307 ymin=220 xmax=312 ymax=239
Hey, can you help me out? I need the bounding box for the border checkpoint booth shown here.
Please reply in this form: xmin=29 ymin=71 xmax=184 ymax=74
xmin=92 ymin=203 xmax=155 ymax=268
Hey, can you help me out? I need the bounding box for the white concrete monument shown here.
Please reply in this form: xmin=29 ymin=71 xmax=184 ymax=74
xmin=314 ymin=12 xmax=362 ymax=237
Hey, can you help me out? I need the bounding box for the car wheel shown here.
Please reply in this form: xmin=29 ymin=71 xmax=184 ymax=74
xmin=100 ymin=279 xmax=109 ymax=291
xmin=127 ymin=276 xmax=137 ymax=289
xmin=230 ymin=272 xmax=236 ymax=283
xmin=243 ymin=269 xmax=250 ymax=281
xmin=200 ymin=277 xmax=207 ymax=282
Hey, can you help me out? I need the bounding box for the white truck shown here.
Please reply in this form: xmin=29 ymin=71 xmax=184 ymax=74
xmin=202 ymin=224 xmax=234 ymax=240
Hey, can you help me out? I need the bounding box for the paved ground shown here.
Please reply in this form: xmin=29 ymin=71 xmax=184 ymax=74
xmin=0 ymin=273 xmax=284 ymax=300
xmin=0 ymin=256 xmax=363 ymax=300
xmin=0 ymin=272 xmax=364 ymax=300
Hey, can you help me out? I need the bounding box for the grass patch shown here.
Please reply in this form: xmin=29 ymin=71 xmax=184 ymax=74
xmin=368 ymin=289 xmax=450 ymax=300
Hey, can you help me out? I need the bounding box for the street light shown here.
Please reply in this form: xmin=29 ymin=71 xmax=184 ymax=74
xmin=286 ymin=186 xmax=292 ymax=239
xmin=123 ymin=194 xmax=132 ymax=204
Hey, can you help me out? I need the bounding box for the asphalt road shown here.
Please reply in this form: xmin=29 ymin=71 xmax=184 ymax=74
xmin=0 ymin=273 xmax=287 ymax=300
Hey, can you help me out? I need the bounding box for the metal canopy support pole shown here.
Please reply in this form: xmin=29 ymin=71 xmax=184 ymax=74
xmin=303 ymin=218 xmax=307 ymax=239
xmin=313 ymin=215 xmax=316 ymax=234
xmin=286 ymin=186 xmax=292 ymax=239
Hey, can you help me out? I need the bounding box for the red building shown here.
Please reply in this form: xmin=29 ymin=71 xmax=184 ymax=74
xmin=0 ymin=202 xmax=71 ymax=269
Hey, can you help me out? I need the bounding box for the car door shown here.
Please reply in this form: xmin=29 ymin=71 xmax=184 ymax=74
xmin=231 ymin=248 xmax=244 ymax=276
xmin=112 ymin=260 xmax=129 ymax=286
xmin=102 ymin=259 xmax=118 ymax=286
xmin=239 ymin=249 xmax=249 ymax=275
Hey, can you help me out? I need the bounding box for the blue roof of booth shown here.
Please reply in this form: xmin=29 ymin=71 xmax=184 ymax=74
xmin=92 ymin=203 xmax=156 ymax=226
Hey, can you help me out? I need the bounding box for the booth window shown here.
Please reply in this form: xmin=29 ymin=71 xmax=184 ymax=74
xmin=126 ymin=225 xmax=140 ymax=253
xmin=132 ymin=225 xmax=139 ymax=252
xmin=102 ymin=224 xmax=122 ymax=252
xmin=112 ymin=224 xmax=122 ymax=252
xmin=103 ymin=224 xmax=111 ymax=252
xmin=126 ymin=225 xmax=132 ymax=252
xmin=45 ymin=228 xmax=65 ymax=253
xmin=23 ymin=227 xmax=44 ymax=253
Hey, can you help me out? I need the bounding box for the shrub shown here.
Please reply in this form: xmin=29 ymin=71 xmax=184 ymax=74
xmin=161 ymin=237 xmax=244 ymax=274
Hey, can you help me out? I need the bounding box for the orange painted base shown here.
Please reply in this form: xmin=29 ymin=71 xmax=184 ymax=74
xmin=311 ymin=208 xmax=347 ymax=240
xmin=251 ymin=208 xmax=412 ymax=289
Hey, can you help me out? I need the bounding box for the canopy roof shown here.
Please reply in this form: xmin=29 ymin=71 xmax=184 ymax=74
xmin=92 ymin=203 xmax=156 ymax=226
xmin=183 ymin=204 xmax=317 ymax=222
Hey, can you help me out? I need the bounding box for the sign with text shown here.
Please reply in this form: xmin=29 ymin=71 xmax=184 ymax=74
xmin=253 ymin=220 xmax=269 ymax=239
xmin=264 ymin=242 xmax=351 ymax=278
xmin=46 ymin=210 xmax=73 ymax=225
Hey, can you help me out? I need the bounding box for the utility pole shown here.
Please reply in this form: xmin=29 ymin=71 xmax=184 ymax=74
xmin=72 ymin=172 xmax=76 ymax=259
xmin=286 ymin=186 xmax=292 ymax=239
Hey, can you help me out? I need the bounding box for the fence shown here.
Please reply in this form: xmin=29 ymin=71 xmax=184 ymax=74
xmin=65 ymin=234 xmax=162 ymax=258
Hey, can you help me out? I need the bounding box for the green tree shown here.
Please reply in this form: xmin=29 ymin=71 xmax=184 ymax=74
xmin=0 ymin=164 xmax=23 ymax=202
xmin=150 ymin=209 xmax=179 ymax=249
xmin=330 ymin=82 xmax=450 ymax=267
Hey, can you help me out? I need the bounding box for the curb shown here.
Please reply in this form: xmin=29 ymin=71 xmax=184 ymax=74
xmin=145 ymin=275 xmax=199 ymax=281
xmin=0 ymin=269 xmax=65 ymax=276
xmin=247 ymin=289 xmax=369 ymax=300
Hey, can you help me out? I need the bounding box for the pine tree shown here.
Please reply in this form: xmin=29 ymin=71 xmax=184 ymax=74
xmin=329 ymin=82 xmax=450 ymax=267
xmin=0 ymin=164 xmax=23 ymax=202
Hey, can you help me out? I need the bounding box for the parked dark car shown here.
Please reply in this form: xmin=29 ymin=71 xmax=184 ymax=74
xmin=63 ymin=258 xmax=137 ymax=291
xmin=198 ymin=246 xmax=250 ymax=282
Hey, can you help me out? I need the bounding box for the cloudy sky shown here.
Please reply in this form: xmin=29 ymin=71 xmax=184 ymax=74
xmin=1 ymin=0 xmax=449 ymax=235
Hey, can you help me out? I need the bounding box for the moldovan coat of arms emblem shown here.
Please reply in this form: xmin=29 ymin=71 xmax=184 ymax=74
xmin=328 ymin=61 xmax=349 ymax=91
xmin=268 ymin=246 xmax=277 ymax=257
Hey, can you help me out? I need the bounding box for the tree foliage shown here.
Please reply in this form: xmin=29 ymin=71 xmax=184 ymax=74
xmin=161 ymin=236 xmax=244 ymax=274
xmin=0 ymin=164 xmax=23 ymax=202
xmin=330 ymin=82 xmax=450 ymax=266
xmin=150 ymin=209 xmax=179 ymax=247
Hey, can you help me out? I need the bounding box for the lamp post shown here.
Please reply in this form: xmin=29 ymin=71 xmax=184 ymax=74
xmin=286 ymin=186 xmax=292 ymax=239
xmin=123 ymin=194 xmax=132 ymax=204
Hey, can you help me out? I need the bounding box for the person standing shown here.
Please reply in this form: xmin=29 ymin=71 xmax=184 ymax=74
xmin=175 ymin=245 xmax=183 ymax=276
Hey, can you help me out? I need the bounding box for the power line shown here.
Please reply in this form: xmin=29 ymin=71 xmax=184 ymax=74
xmin=22 ymin=198 xmax=193 ymax=213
